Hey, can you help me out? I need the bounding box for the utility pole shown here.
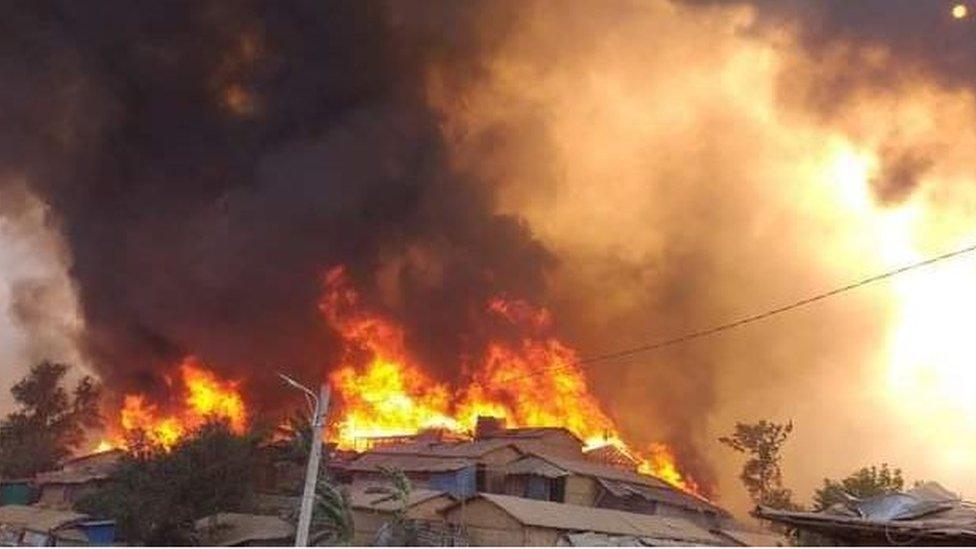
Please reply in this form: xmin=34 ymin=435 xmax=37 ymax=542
xmin=278 ymin=373 xmax=331 ymax=547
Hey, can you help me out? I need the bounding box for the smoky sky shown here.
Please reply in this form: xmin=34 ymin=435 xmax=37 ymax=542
xmin=4 ymin=0 xmax=975 ymax=501
xmin=690 ymin=0 xmax=976 ymax=99
xmin=0 ymin=0 xmax=553 ymax=411
xmin=686 ymin=0 xmax=976 ymax=205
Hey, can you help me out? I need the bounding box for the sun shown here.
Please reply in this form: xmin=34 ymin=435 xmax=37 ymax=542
xmin=952 ymin=3 xmax=969 ymax=19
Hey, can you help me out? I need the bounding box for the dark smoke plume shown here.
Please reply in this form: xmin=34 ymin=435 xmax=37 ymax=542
xmin=0 ymin=1 xmax=552 ymax=412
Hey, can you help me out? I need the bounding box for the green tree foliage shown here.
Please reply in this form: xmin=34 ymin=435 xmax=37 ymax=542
xmin=719 ymin=420 xmax=800 ymax=509
xmin=77 ymin=421 xmax=260 ymax=545
xmin=310 ymin=474 xmax=355 ymax=546
xmin=813 ymin=464 xmax=905 ymax=511
xmin=0 ymin=361 xmax=101 ymax=478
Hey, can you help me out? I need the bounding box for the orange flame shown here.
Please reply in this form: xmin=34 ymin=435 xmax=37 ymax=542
xmin=321 ymin=267 xmax=702 ymax=494
xmin=105 ymin=357 xmax=248 ymax=450
xmin=321 ymin=267 xmax=462 ymax=442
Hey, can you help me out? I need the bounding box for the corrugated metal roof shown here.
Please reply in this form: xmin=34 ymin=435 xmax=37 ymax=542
xmin=344 ymin=453 xmax=474 ymax=473
xmin=195 ymin=513 xmax=294 ymax=546
xmin=454 ymin=493 xmax=723 ymax=544
xmin=755 ymin=482 xmax=976 ymax=544
xmin=0 ymin=505 xmax=87 ymax=532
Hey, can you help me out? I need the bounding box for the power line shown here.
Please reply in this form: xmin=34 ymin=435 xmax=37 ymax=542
xmin=495 ymin=241 xmax=976 ymax=383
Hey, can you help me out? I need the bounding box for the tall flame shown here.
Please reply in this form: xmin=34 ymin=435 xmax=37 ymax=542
xmin=105 ymin=357 xmax=248 ymax=449
xmin=321 ymin=267 xmax=701 ymax=494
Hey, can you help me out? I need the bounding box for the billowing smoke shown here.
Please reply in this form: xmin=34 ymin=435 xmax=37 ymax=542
xmin=0 ymin=1 xmax=553 ymax=412
xmin=423 ymin=0 xmax=976 ymax=508
xmin=3 ymin=0 xmax=976 ymax=510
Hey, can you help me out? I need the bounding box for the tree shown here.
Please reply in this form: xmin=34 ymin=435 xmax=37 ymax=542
xmin=719 ymin=419 xmax=799 ymax=509
xmin=0 ymin=361 xmax=101 ymax=478
xmin=813 ymin=464 xmax=904 ymax=511
xmin=368 ymin=466 xmax=414 ymax=545
xmin=77 ymin=420 xmax=260 ymax=545
xmin=310 ymin=474 xmax=355 ymax=546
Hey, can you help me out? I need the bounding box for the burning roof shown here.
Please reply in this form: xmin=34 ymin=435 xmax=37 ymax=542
xmin=96 ymin=267 xmax=706 ymax=496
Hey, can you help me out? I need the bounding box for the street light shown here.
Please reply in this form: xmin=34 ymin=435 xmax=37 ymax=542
xmin=278 ymin=372 xmax=331 ymax=547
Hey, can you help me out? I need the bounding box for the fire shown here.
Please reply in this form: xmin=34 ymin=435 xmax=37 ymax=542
xmin=105 ymin=357 xmax=248 ymax=450
xmin=322 ymin=267 xmax=463 ymax=442
xmin=321 ymin=268 xmax=701 ymax=494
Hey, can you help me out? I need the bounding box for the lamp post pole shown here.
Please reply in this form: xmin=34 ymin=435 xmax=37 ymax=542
xmin=278 ymin=374 xmax=331 ymax=547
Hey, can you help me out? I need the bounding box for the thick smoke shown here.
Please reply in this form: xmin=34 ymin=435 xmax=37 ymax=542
xmin=690 ymin=0 xmax=976 ymax=90
xmin=4 ymin=0 xmax=976 ymax=510
xmin=689 ymin=0 xmax=976 ymax=202
xmin=0 ymin=1 xmax=551 ymax=411
xmin=425 ymin=0 xmax=976 ymax=509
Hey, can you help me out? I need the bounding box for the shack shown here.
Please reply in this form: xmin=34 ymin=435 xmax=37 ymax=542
xmin=0 ymin=504 xmax=116 ymax=546
xmin=756 ymin=482 xmax=976 ymax=545
xmin=34 ymin=449 xmax=123 ymax=510
xmin=348 ymin=486 xmax=455 ymax=545
xmin=497 ymin=452 xmax=729 ymax=528
xmin=338 ymin=453 xmax=479 ymax=498
xmin=441 ymin=493 xmax=726 ymax=546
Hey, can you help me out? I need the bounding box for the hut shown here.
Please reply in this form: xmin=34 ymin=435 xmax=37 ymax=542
xmin=34 ymin=449 xmax=123 ymax=510
xmin=441 ymin=493 xmax=726 ymax=546
xmin=0 ymin=504 xmax=116 ymax=546
xmin=348 ymin=486 xmax=455 ymax=545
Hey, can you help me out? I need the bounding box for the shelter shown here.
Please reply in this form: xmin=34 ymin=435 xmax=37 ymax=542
xmin=441 ymin=493 xmax=726 ymax=546
xmin=337 ymin=453 xmax=479 ymax=497
xmin=348 ymin=486 xmax=455 ymax=545
xmin=0 ymin=504 xmax=115 ymax=546
xmin=497 ymin=453 xmax=728 ymax=527
xmin=34 ymin=449 xmax=123 ymax=509
xmin=756 ymin=481 xmax=976 ymax=545
xmin=195 ymin=512 xmax=295 ymax=546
